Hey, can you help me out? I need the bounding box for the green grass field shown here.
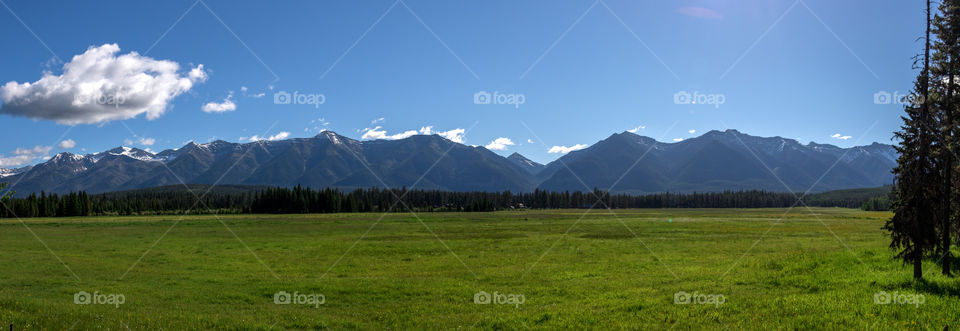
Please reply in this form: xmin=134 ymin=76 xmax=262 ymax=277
xmin=0 ymin=208 xmax=957 ymax=329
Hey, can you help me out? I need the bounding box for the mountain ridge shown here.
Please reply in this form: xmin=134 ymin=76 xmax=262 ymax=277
xmin=0 ymin=130 xmax=897 ymax=196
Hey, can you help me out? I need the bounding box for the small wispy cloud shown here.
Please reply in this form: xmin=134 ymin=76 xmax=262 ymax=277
xmin=305 ymin=117 xmax=331 ymax=133
xmin=240 ymin=86 xmax=265 ymax=98
xmin=676 ymin=6 xmax=723 ymax=19
xmin=241 ymin=132 xmax=290 ymax=142
xmin=627 ymin=125 xmax=646 ymax=133
xmin=548 ymin=144 xmax=587 ymax=154
xmin=362 ymin=126 xmax=417 ymax=140
xmin=673 ymin=138 xmax=684 ymax=142
xmin=123 ymin=137 xmax=155 ymax=146
xmin=831 ymin=133 xmax=852 ymax=140
xmin=688 ymin=129 xmax=696 ymax=134
xmin=0 ymin=145 xmax=53 ymax=167
xmin=360 ymin=126 xmax=466 ymax=143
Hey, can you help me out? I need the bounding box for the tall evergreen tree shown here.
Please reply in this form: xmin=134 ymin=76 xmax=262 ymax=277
xmin=887 ymin=0 xmax=940 ymax=280
xmin=931 ymin=0 xmax=960 ymax=276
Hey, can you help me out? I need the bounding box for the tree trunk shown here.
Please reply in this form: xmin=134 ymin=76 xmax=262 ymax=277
xmin=915 ymin=250 xmax=924 ymax=279
xmin=944 ymin=57 xmax=954 ymax=276
xmin=921 ymin=0 xmax=931 ymax=282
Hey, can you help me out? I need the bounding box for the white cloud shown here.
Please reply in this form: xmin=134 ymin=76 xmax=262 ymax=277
xmin=627 ymin=125 xmax=646 ymax=133
xmin=124 ymin=137 xmax=155 ymax=146
xmin=16 ymin=146 xmax=53 ymax=155
xmin=202 ymin=92 xmax=236 ymax=113
xmin=361 ymin=126 xmax=418 ymax=140
xmin=485 ymin=137 xmax=515 ymax=150
xmin=360 ymin=126 xmax=466 ymax=143
xmin=0 ymin=44 xmax=206 ymax=125
xmin=240 ymin=86 xmax=265 ymax=98
xmin=0 ymin=155 xmax=35 ymax=168
xmin=831 ymin=133 xmax=852 ymax=140
xmin=527 ymin=139 xmax=534 ymax=144
xmin=548 ymin=144 xmax=587 ymax=154
xmin=306 ymin=117 xmax=331 ymax=133
xmin=371 ymin=117 xmax=385 ymax=125
xmin=188 ymin=64 xmax=208 ymax=82
xmin=58 ymin=139 xmax=76 ymax=149
xmin=676 ymin=6 xmax=723 ymax=19
xmin=436 ymin=128 xmax=466 ymax=143
xmin=673 ymin=138 xmax=684 ymax=142
xmin=688 ymin=129 xmax=696 ymax=134
xmin=0 ymin=145 xmax=53 ymax=167
xmin=242 ymin=131 xmax=291 ymax=142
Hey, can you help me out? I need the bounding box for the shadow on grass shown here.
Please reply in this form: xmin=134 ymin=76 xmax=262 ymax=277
xmin=898 ymin=278 xmax=960 ymax=297
xmin=930 ymin=253 xmax=960 ymax=275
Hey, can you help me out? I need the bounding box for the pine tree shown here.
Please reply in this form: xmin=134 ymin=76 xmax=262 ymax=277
xmin=887 ymin=0 xmax=940 ymax=280
xmin=931 ymin=0 xmax=960 ymax=276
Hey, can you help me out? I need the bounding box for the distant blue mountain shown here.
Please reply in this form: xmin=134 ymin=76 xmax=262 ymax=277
xmin=0 ymin=130 xmax=896 ymax=196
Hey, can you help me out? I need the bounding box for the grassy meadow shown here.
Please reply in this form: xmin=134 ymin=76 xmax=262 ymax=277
xmin=0 ymin=208 xmax=957 ymax=329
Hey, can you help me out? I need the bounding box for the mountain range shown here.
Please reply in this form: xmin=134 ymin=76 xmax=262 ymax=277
xmin=0 ymin=130 xmax=897 ymax=197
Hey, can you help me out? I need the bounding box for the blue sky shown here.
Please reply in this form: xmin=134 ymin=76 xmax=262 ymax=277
xmin=0 ymin=0 xmax=924 ymax=165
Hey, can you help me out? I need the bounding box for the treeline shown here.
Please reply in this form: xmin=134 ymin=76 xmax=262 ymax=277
xmin=0 ymin=191 xmax=93 ymax=218
xmin=0 ymin=183 xmax=890 ymax=218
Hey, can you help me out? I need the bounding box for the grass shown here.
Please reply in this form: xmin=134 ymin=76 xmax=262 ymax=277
xmin=0 ymin=208 xmax=957 ymax=329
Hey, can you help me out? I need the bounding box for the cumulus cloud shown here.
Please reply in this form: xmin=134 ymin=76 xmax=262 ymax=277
xmin=58 ymin=139 xmax=76 ymax=149
xmin=688 ymin=129 xmax=696 ymax=134
xmin=485 ymin=137 xmax=515 ymax=151
xmin=548 ymin=144 xmax=587 ymax=154
xmin=677 ymin=6 xmax=723 ymax=19
xmin=202 ymin=92 xmax=236 ymax=113
xmin=831 ymin=133 xmax=852 ymax=140
xmin=242 ymin=131 xmax=290 ymax=142
xmin=0 ymin=145 xmax=53 ymax=167
xmin=627 ymin=125 xmax=646 ymax=133
xmin=360 ymin=126 xmax=466 ymax=143
xmin=0 ymin=43 xmax=207 ymax=125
